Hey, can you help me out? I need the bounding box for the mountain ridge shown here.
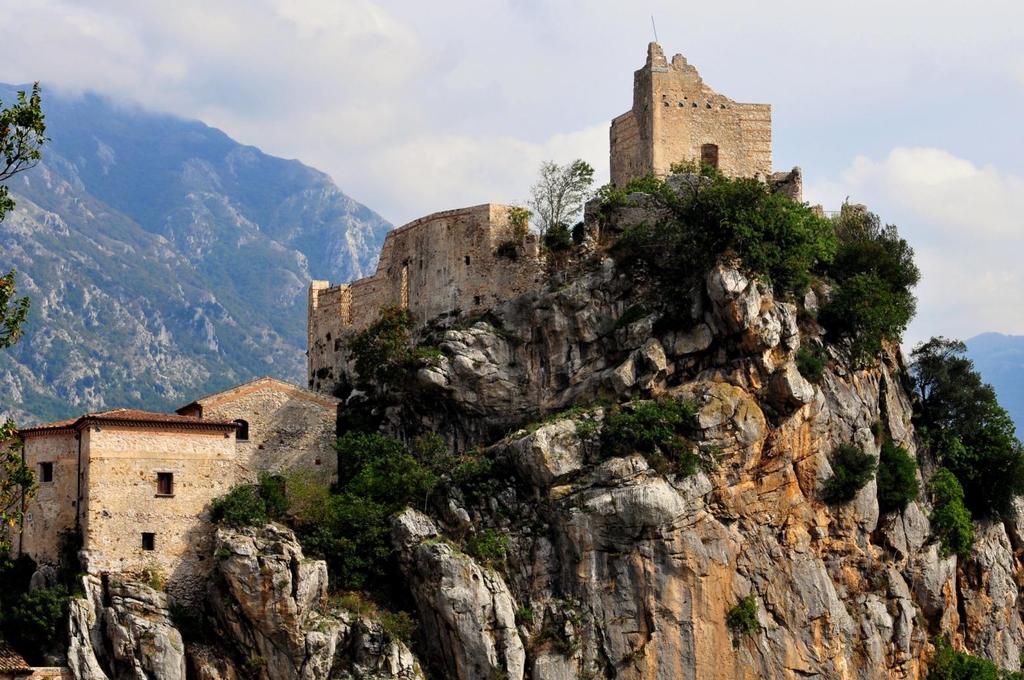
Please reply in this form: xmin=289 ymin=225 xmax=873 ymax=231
xmin=0 ymin=84 xmax=392 ymax=423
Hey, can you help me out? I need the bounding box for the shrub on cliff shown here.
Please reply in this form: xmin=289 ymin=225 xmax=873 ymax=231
xmin=819 ymin=207 xmax=919 ymax=365
xmin=876 ymin=439 xmax=919 ymax=513
xmin=602 ymin=398 xmax=701 ymax=475
xmin=929 ymin=468 xmax=974 ymax=561
xmin=348 ymin=305 xmax=418 ymax=391
xmin=927 ymin=636 xmax=1024 ymax=679
xmin=609 ymin=169 xmax=836 ymax=323
xmin=820 ymin=444 xmax=876 ymax=504
xmin=210 ymin=473 xmax=288 ymax=528
xmin=726 ymin=594 xmax=759 ymax=635
xmin=911 ymin=337 xmax=1024 ymax=517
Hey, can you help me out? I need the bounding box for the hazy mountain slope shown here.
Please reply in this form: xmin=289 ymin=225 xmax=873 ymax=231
xmin=967 ymin=332 xmax=1024 ymax=436
xmin=0 ymin=85 xmax=391 ymax=423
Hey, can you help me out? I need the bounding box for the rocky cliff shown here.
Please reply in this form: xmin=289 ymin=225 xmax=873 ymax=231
xmin=60 ymin=191 xmax=1024 ymax=679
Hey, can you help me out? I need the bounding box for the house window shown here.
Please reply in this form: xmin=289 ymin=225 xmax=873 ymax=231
xmin=473 ymin=295 xmax=481 ymax=306
xmin=701 ymin=143 xmax=719 ymax=169
xmin=39 ymin=462 xmax=54 ymax=483
xmin=156 ymin=472 xmax=174 ymax=496
xmin=234 ymin=419 xmax=250 ymax=441
xmin=464 ymin=255 xmax=471 ymax=266
xmin=141 ymin=533 xmax=155 ymax=551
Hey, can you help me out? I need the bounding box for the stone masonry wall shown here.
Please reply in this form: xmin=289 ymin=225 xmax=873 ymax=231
xmin=611 ymin=43 xmax=771 ymax=185
xmin=80 ymin=426 xmax=239 ymax=604
xmin=309 ymin=203 xmax=544 ymax=392
xmin=185 ymin=381 xmax=339 ymax=483
xmin=18 ymin=431 xmax=79 ymax=565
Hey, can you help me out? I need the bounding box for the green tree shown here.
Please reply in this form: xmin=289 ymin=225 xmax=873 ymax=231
xmin=911 ymin=337 xmax=1024 ymax=516
xmin=528 ymin=159 xmax=595 ymax=236
xmin=929 ymin=468 xmax=974 ymax=561
xmin=0 ymin=84 xmax=45 ymax=555
xmin=876 ymin=439 xmax=919 ymax=513
xmin=820 ymin=444 xmax=876 ymax=504
xmin=347 ymin=305 xmax=416 ymax=392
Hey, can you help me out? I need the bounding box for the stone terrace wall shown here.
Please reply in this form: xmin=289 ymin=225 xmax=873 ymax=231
xmin=18 ymin=431 xmax=79 ymax=565
xmin=309 ymin=203 xmax=544 ymax=392
xmin=80 ymin=425 xmax=239 ymax=604
xmin=611 ymin=43 xmax=771 ymax=185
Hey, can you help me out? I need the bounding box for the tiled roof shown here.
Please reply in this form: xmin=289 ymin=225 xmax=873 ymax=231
xmin=0 ymin=640 xmax=31 ymax=673
xmin=19 ymin=408 xmax=239 ymax=435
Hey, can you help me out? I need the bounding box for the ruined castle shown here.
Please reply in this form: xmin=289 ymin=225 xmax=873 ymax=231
xmin=307 ymin=42 xmax=786 ymax=392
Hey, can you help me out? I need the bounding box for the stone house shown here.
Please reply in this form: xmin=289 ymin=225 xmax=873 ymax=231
xmin=0 ymin=641 xmax=69 ymax=679
xmin=175 ymin=376 xmax=340 ymax=482
xmin=12 ymin=378 xmax=340 ymax=603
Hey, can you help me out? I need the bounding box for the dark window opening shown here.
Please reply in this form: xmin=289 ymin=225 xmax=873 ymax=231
xmin=314 ymin=457 xmax=322 ymax=466
xmin=701 ymin=143 xmax=719 ymax=169
xmin=39 ymin=462 xmax=54 ymax=483
xmin=234 ymin=419 xmax=250 ymax=441
xmin=142 ymin=533 xmax=155 ymax=551
xmin=464 ymin=255 xmax=471 ymax=266
xmin=473 ymin=295 xmax=481 ymax=306
xmin=157 ymin=472 xmax=174 ymax=496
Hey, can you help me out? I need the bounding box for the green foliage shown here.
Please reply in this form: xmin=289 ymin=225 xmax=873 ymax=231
xmin=0 ymin=83 xmax=47 ymax=222
xmin=495 ymin=240 xmax=520 ymax=260
xmin=726 ymin=594 xmax=759 ymax=635
xmin=0 ymin=553 xmax=71 ymax=664
xmin=465 ymin=529 xmax=510 ymax=568
xmin=602 ymin=398 xmax=700 ymax=475
xmin=347 ymin=305 xmax=417 ymax=392
xmin=516 ymin=605 xmax=535 ymax=625
xmin=929 ymin=468 xmax=974 ymax=561
xmin=528 ymin=159 xmax=595 ymax=234
xmin=795 ymin=344 xmax=828 ymax=384
xmin=210 ymin=475 xmax=288 ymax=528
xmin=820 ymin=444 xmax=876 ymax=504
xmin=911 ymin=337 xmax=1024 ymax=517
xmin=291 ymin=432 xmax=442 ymax=590
xmin=571 ymin=221 xmax=586 ymax=245
xmin=507 ymin=206 xmax=531 ymax=243
xmin=927 ymin=636 xmax=1024 ymax=680
xmin=819 ymin=207 xmax=919 ymax=365
xmin=609 ymin=171 xmax=836 ymax=324
xmin=876 ymin=439 xmax=919 ymax=513
xmin=542 ymin=222 xmax=572 ymax=253
xmin=379 ymin=610 xmax=416 ymax=644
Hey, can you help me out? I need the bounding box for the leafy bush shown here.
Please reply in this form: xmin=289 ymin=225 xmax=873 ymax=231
xmin=210 ymin=484 xmax=270 ymax=527
xmin=571 ymin=221 xmax=587 ymax=245
xmin=911 ymin=337 xmax=1024 ymax=517
xmin=2 ymin=585 xmax=70 ymax=663
xmin=876 ymin=439 xmax=919 ymax=513
xmin=927 ymin=636 xmax=1024 ymax=679
xmin=726 ymin=594 xmax=759 ymax=635
xmin=465 ymin=529 xmax=510 ymax=568
xmin=820 ymin=444 xmax=876 ymax=504
xmin=795 ymin=344 xmax=827 ymax=384
xmin=507 ymin=206 xmax=531 ymax=243
xmin=819 ymin=207 xmax=919 ymax=365
xmin=929 ymin=468 xmax=974 ymax=561
xmin=608 ymin=171 xmax=836 ymax=323
xmin=615 ymin=304 xmax=649 ymax=329
xmin=543 ymin=222 xmax=572 ymax=253
xmin=601 ymin=398 xmax=699 ymax=475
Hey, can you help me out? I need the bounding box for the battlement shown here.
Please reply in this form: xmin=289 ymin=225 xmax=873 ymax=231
xmin=308 ymin=203 xmax=544 ymax=392
xmin=611 ymin=42 xmax=772 ymax=185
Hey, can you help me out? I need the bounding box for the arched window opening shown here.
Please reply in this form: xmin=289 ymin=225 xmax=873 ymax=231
xmin=701 ymin=143 xmax=719 ymax=169
xmin=234 ymin=419 xmax=250 ymax=441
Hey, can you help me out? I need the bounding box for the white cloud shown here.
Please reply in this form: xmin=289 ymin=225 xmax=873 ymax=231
xmin=806 ymin=148 xmax=1024 ymax=346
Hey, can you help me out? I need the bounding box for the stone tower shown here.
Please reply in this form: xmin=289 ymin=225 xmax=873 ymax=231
xmin=610 ymin=43 xmax=772 ymax=185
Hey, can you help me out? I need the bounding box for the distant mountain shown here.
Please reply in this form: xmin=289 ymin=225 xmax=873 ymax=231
xmin=966 ymin=332 xmax=1024 ymax=437
xmin=0 ymin=85 xmax=392 ymax=423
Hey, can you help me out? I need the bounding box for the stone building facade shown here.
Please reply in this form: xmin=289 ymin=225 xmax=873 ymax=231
xmin=610 ymin=42 xmax=772 ymax=185
xmin=16 ymin=410 xmax=239 ymax=603
xmin=308 ymin=203 xmax=543 ymax=392
xmin=176 ymin=376 xmax=340 ymax=482
xmin=13 ymin=379 xmax=339 ymax=603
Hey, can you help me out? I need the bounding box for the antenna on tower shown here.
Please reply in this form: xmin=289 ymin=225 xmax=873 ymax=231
xmin=651 ymin=15 xmax=659 ymax=43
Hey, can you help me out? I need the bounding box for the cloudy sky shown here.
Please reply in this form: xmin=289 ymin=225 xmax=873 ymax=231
xmin=1 ymin=0 xmax=1021 ymax=346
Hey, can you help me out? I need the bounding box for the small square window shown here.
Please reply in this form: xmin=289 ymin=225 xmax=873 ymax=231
xmin=141 ymin=533 xmax=155 ymax=551
xmin=464 ymin=255 xmax=471 ymax=266
xmin=156 ymin=472 xmax=174 ymax=496
xmin=39 ymin=462 xmax=54 ymax=483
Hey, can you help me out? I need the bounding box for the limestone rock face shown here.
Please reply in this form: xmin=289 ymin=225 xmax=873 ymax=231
xmin=393 ymin=509 xmax=526 ymax=680
xmin=209 ymin=524 xmax=425 ymax=680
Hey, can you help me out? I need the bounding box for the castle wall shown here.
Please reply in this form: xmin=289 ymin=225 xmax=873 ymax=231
xmin=610 ymin=43 xmax=772 ymax=185
xmin=309 ymin=203 xmax=543 ymax=393
xmin=17 ymin=431 xmax=79 ymax=565
xmin=79 ymin=426 xmax=238 ymax=604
